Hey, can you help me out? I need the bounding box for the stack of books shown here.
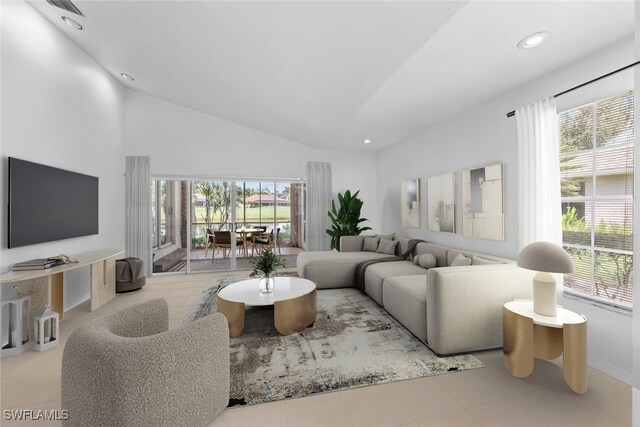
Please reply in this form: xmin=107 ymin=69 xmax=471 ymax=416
xmin=12 ymin=258 xmax=64 ymax=271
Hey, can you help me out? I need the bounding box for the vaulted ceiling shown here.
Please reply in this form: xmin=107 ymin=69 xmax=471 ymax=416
xmin=28 ymin=1 xmax=635 ymax=150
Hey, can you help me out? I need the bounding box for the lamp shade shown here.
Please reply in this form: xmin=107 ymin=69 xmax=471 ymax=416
xmin=517 ymin=241 xmax=574 ymax=274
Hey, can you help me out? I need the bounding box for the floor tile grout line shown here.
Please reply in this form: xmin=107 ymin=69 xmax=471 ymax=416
xmin=387 ymin=380 xmax=423 ymax=424
xmin=391 ymin=376 xmax=466 ymax=424
xmin=474 ymin=358 xmax=556 ymax=399
xmin=508 ymin=395 xmax=553 ymax=427
xmin=0 ymin=374 xmax=28 ymax=394
xmin=434 ymin=370 xmax=512 ymax=411
xmin=581 ymin=383 xmax=633 ymax=427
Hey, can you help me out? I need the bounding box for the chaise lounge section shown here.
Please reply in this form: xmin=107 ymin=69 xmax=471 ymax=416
xmin=298 ymin=236 xmax=534 ymax=355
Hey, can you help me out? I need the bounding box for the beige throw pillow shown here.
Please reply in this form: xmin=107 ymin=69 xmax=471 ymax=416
xmin=377 ymin=238 xmax=398 ymax=255
xmin=362 ymin=237 xmax=380 ymax=252
xmin=417 ymin=253 xmax=437 ymax=269
xmin=450 ymin=253 xmax=472 ymax=267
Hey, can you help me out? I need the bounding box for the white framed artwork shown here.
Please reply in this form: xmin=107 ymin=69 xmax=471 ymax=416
xmin=461 ymin=163 xmax=504 ymax=240
xmin=427 ymin=173 xmax=455 ymax=233
xmin=401 ymin=178 xmax=420 ymax=228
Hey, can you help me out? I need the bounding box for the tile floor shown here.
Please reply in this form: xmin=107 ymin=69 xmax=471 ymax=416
xmin=0 ymin=273 xmax=632 ymax=427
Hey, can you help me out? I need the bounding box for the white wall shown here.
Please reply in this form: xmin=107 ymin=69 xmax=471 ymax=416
xmin=376 ymin=97 xmax=520 ymax=258
xmin=377 ymin=36 xmax=635 ymax=382
xmin=125 ymin=90 xmax=379 ymax=232
xmin=565 ymin=294 xmax=633 ymax=382
xmin=0 ymin=1 xmax=126 ymax=309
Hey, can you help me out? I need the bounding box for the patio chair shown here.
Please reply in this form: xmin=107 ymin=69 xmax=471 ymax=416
xmin=204 ymin=228 xmax=215 ymax=257
xmin=251 ymin=227 xmax=282 ymax=256
xmin=212 ymin=231 xmax=244 ymax=260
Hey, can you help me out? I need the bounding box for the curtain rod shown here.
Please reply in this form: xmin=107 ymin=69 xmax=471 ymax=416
xmin=506 ymin=60 xmax=640 ymax=118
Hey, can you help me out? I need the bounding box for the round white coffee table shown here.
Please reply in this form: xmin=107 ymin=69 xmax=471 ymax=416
xmin=217 ymin=277 xmax=317 ymax=337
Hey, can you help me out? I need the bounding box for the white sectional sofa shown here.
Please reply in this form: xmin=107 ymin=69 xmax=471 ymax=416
xmin=297 ymin=236 xmax=534 ymax=355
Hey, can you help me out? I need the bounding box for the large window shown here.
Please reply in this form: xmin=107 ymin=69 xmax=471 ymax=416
xmin=559 ymin=90 xmax=634 ymax=307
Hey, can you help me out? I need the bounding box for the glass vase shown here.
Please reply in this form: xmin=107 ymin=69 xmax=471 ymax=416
xmin=259 ymin=274 xmax=275 ymax=294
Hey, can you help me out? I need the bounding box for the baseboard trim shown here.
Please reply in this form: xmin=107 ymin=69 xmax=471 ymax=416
xmin=588 ymin=355 xmax=632 ymax=385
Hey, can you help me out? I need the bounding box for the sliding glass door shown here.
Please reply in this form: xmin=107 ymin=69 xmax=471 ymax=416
xmin=152 ymin=177 xmax=305 ymax=275
xmin=190 ymin=180 xmax=238 ymax=272
xmin=151 ymin=179 xmax=188 ymax=273
xmin=233 ymin=181 xmax=302 ymax=268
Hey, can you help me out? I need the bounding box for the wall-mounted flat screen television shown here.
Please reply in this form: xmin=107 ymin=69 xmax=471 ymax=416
xmin=8 ymin=157 xmax=99 ymax=248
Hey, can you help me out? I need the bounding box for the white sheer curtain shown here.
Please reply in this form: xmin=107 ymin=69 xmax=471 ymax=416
xmin=306 ymin=161 xmax=332 ymax=251
xmin=125 ymin=156 xmax=152 ymax=276
xmin=516 ymin=98 xmax=562 ymax=302
xmin=516 ymin=97 xmax=562 ymax=248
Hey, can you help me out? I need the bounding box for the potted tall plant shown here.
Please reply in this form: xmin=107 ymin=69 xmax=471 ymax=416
xmin=326 ymin=190 xmax=372 ymax=251
xmin=249 ymin=246 xmax=286 ymax=293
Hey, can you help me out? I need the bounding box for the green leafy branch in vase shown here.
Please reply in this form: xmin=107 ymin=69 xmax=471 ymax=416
xmin=248 ymin=246 xmax=286 ymax=277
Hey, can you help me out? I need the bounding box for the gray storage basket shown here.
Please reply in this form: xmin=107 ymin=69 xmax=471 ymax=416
xmin=115 ymin=258 xmax=146 ymax=293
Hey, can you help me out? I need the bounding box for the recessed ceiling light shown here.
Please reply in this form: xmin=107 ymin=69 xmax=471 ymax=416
xmin=120 ymin=73 xmax=135 ymax=82
xmin=363 ymin=139 xmax=372 ymax=144
xmin=61 ymin=16 xmax=83 ymax=30
xmin=517 ymin=31 xmax=550 ymax=49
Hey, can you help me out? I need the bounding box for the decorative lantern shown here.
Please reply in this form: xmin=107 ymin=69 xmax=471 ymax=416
xmin=33 ymin=305 xmax=59 ymax=352
xmin=1 ymin=286 xmax=33 ymax=357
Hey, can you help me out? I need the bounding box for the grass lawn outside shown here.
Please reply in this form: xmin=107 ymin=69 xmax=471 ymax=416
xmin=193 ymin=205 xmax=291 ymax=223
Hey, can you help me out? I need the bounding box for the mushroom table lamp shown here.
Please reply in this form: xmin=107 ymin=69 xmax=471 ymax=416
xmin=517 ymin=241 xmax=575 ymax=317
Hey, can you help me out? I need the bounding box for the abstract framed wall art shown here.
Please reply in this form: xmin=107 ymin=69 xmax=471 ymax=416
xmin=427 ymin=173 xmax=456 ymax=233
xmin=401 ymin=178 xmax=420 ymax=228
xmin=461 ymin=163 xmax=504 ymax=240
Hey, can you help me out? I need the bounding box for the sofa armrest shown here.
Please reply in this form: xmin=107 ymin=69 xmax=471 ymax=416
xmin=340 ymin=236 xmax=365 ymax=252
xmin=426 ymin=264 xmax=535 ymax=355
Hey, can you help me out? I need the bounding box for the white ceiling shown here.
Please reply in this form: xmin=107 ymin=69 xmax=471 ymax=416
xmin=28 ymin=0 xmax=635 ymax=150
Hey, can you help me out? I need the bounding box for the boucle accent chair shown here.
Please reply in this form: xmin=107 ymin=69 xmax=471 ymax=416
xmin=61 ymin=299 xmax=229 ymax=427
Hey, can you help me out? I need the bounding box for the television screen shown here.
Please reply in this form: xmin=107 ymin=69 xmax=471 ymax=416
xmin=8 ymin=158 xmax=99 ymax=248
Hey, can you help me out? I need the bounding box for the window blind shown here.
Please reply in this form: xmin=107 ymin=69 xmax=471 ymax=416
xmin=559 ymin=90 xmax=634 ymax=307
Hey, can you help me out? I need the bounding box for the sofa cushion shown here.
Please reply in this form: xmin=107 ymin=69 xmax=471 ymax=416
xmin=472 ymin=255 xmax=500 ymax=265
xmin=450 ymin=253 xmax=472 ymax=266
xmin=394 ymin=237 xmax=411 ymax=256
xmin=339 ymin=236 xmax=365 ymax=252
xmin=362 ymin=237 xmax=380 ymax=252
xmin=297 ymin=251 xmax=391 ymax=289
xmin=364 ymin=261 xmax=427 ymax=306
xmin=383 ymin=276 xmax=427 ymax=342
xmin=377 ymin=238 xmax=398 ymax=255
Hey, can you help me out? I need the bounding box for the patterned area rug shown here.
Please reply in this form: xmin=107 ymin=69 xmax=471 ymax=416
xmin=185 ymin=274 xmax=484 ymax=407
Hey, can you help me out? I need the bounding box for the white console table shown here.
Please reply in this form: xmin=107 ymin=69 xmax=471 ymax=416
xmin=0 ymin=248 xmax=123 ymax=320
